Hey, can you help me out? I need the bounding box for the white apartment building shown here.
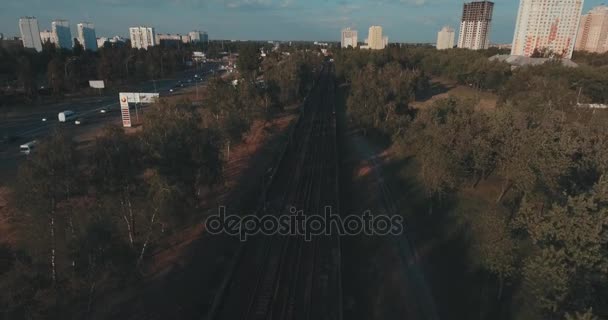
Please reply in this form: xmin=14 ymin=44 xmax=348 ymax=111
xmin=365 ymin=26 xmax=386 ymax=50
xmin=129 ymin=26 xmax=156 ymax=50
xmin=40 ymin=30 xmax=54 ymax=45
xmin=511 ymin=0 xmax=584 ymax=59
xmin=341 ymin=27 xmax=358 ymax=48
xmin=77 ymin=22 xmax=98 ymax=51
xmin=189 ymin=31 xmax=208 ymax=43
xmin=458 ymin=1 xmax=494 ymax=50
xmin=19 ymin=17 xmax=42 ymax=52
xmin=575 ymin=6 xmax=608 ymax=53
xmin=52 ymin=19 xmax=72 ymax=49
xmin=437 ymin=26 xmax=455 ymax=50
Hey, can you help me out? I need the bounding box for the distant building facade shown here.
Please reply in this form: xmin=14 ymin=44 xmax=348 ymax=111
xmin=40 ymin=30 xmax=54 ymax=45
xmin=341 ymin=27 xmax=358 ymax=48
xmin=156 ymin=33 xmax=182 ymax=47
xmin=77 ymin=22 xmax=98 ymax=51
xmin=365 ymin=26 xmax=386 ymax=50
xmin=129 ymin=26 xmax=156 ymax=50
xmin=458 ymin=1 xmax=494 ymax=50
xmin=189 ymin=31 xmax=208 ymax=43
xmin=97 ymin=35 xmax=126 ymax=48
xmin=52 ymin=20 xmax=72 ymax=49
xmin=437 ymin=26 xmax=455 ymax=50
xmin=511 ymin=0 xmax=584 ymax=59
xmin=19 ymin=17 xmax=42 ymax=52
xmin=575 ymin=6 xmax=608 ymax=53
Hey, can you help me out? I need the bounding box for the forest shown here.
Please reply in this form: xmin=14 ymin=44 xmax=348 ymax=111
xmin=0 ymin=45 xmax=322 ymax=318
xmin=0 ymin=39 xmax=290 ymax=106
xmin=336 ymin=46 xmax=608 ymax=320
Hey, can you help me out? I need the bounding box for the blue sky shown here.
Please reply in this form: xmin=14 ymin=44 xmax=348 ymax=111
xmin=0 ymin=0 xmax=604 ymax=43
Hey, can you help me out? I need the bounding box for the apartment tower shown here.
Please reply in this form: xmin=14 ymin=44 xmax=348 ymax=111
xmin=77 ymin=22 xmax=98 ymax=51
xmin=129 ymin=26 xmax=156 ymax=50
xmin=458 ymin=1 xmax=494 ymax=50
xmin=189 ymin=31 xmax=208 ymax=43
xmin=366 ymin=26 xmax=386 ymax=50
xmin=341 ymin=28 xmax=358 ymax=48
xmin=19 ymin=17 xmax=43 ymax=52
xmin=52 ymin=20 xmax=72 ymax=49
xmin=437 ymin=26 xmax=455 ymax=50
xmin=511 ymin=0 xmax=584 ymax=59
xmin=575 ymin=6 xmax=608 ymax=53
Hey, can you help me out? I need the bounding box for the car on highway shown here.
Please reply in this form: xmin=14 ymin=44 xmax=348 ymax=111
xmin=42 ymin=118 xmax=47 ymax=122
xmin=19 ymin=140 xmax=38 ymax=155
xmin=100 ymin=109 xmax=107 ymax=113
xmin=75 ymin=118 xmax=84 ymax=125
xmin=58 ymin=110 xmax=77 ymax=122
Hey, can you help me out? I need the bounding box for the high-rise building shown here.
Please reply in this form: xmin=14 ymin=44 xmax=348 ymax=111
xmin=19 ymin=17 xmax=42 ymax=52
xmin=458 ymin=1 xmax=493 ymax=50
xmin=437 ymin=26 xmax=455 ymax=50
xmin=341 ymin=27 xmax=358 ymax=48
xmin=129 ymin=26 xmax=156 ymax=50
xmin=189 ymin=31 xmax=208 ymax=43
xmin=365 ymin=26 xmax=386 ymax=50
xmin=511 ymin=0 xmax=584 ymax=59
xmin=156 ymin=33 xmax=182 ymax=47
xmin=52 ymin=19 xmax=72 ymax=49
xmin=40 ymin=30 xmax=54 ymax=45
xmin=575 ymin=6 xmax=608 ymax=53
xmin=77 ymin=22 xmax=98 ymax=52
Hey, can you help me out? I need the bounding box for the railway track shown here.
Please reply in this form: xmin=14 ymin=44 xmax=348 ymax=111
xmin=208 ymin=62 xmax=342 ymax=320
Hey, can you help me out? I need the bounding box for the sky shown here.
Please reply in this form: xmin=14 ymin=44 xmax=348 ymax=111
xmin=0 ymin=0 xmax=605 ymax=43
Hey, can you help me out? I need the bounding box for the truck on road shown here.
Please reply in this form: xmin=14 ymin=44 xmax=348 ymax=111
xmin=58 ymin=110 xmax=76 ymax=123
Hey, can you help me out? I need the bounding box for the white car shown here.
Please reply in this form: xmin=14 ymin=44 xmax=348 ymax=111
xmin=75 ymin=119 xmax=83 ymax=125
xmin=100 ymin=109 xmax=107 ymax=113
xmin=41 ymin=118 xmax=47 ymax=122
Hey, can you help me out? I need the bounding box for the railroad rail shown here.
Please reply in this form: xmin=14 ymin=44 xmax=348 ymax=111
xmin=208 ymin=62 xmax=342 ymax=320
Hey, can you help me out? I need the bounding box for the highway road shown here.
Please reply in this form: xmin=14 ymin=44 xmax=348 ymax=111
xmin=0 ymin=62 xmax=220 ymax=182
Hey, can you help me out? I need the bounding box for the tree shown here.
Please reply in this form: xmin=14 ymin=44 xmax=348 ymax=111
xmin=141 ymin=100 xmax=222 ymax=197
xmin=72 ymin=38 xmax=84 ymax=56
xmin=16 ymin=55 xmax=37 ymax=99
xmin=16 ymin=129 xmax=79 ymax=284
xmin=237 ymin=43 xmax=260 ymax=80
xmin=92 ymin=126 xmax=142 ymax=248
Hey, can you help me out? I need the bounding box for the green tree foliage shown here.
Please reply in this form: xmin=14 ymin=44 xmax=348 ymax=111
xmin=0 ymin=44 xmax=323 ymax=317
xmin=336 ymin=46 xmax=608 ymax=319
xmin=141 ymin=100 xmax=222 ymax=196
xmin=237 ymin=43 xmax=261 ymax=79
xmin=16 ymin=129 xmax=79 ymax=284
xmin=346 ymin=62 xmax=424 ymax=138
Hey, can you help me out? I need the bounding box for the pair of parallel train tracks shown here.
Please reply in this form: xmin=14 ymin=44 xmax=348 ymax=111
xmin=207 ymin=62 xmax=342 ymax=320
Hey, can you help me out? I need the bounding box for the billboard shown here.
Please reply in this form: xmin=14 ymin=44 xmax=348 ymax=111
xmin=118 ymin=92 xmax=160 ymax=128
xmin=89 ymin=80 xmax=105 ymax=89
xmin=119 ymin=93 xmax=132 ymax=127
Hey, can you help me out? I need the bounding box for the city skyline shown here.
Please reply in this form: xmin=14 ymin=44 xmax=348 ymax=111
xmin=1 ymin=0 xmax=605 ymax=43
